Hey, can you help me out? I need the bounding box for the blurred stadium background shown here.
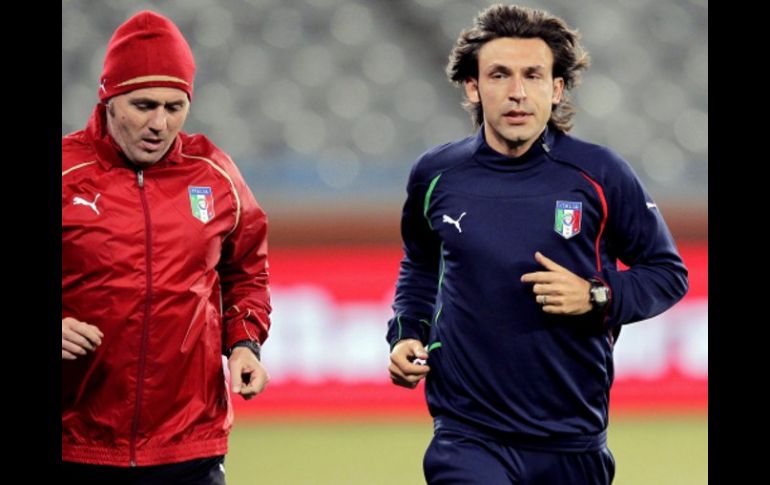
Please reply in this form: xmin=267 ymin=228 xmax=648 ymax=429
xmin=63 ymin=0 xmax=707 ymax=483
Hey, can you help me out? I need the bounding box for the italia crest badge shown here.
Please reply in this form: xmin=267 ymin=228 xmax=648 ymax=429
xmin=554 ymin=200 xmax=582 ymax=239
xmin=189 ymin=186 xmax=215 ymax=223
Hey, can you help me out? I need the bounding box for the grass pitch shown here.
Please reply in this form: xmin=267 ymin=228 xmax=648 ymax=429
xmin=227 ymin=415 xmax=706 ymax=484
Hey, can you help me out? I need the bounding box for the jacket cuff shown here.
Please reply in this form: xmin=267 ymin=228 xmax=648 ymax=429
xmin=225 ymin=339 xmax=261 ymax=360
xmin=223 ymin=306 xmax=269 ymax=350
xmin=387 ymin=314 xmax=430 ymax=350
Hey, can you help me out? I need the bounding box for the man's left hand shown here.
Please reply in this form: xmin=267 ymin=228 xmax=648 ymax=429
xmin=520 ymin=251 xmax=592 ymax=315
xmin=227 ymin=347 xmax=270 ymax=400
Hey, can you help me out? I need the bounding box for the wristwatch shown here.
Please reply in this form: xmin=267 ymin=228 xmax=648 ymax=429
xmin=226 ymin=339 xmax=261 ymax=360
xmin=589 ymin=279 xmax=610 ymax=311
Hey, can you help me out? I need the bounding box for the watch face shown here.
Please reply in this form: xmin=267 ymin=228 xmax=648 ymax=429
xmin=591 ymin=286 xmax=609 ymax=304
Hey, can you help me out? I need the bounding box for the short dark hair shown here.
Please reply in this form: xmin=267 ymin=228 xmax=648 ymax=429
xmin=446 ymin=4 xmax=590 ymax=131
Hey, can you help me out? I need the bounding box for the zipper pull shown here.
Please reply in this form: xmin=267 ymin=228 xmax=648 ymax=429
xmin=137 ymin=170 xmax=144 ymax=188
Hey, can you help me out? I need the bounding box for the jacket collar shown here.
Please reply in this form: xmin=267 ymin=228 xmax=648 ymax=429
xmin=471 ymin=123 xmax=557 ymax=172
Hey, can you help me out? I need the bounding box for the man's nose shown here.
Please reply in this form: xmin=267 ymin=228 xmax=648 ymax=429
xmin=508 ymin=77 xmax=526 ymax=101
xmin=148 ymin=109 xmax=168 ymax=131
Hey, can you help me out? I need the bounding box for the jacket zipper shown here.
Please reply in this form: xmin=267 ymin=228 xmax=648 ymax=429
xmin=130 ymin=169 xmax=153 ymax=466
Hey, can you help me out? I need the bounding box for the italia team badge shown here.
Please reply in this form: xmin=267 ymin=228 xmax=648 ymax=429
xmin=554 ymin=200 xmax=582 ymax=239
xmin=189 ymin=186 xmax=215 ymax=223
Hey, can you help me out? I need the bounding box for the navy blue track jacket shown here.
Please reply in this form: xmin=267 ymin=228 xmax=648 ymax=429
xmin=387 ymin=126 xmax=688 ymax=451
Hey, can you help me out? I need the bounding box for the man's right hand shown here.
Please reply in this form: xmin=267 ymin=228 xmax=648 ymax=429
xmin=389 ymin=338 xmax=430 ymax=389
xmin=62 ymin=317 xmax=103 ymax=360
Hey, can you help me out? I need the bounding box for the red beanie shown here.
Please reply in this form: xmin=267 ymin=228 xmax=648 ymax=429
xmin=99 ymin=10 xmax=195 ymax=102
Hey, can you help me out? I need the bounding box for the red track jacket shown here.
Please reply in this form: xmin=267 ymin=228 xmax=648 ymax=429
xmin=62 ymin=104 xmax=271 ymax=466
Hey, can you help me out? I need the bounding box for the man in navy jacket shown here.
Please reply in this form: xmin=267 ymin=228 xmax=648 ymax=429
xmin=387 ymin=5 xmax=688 ymax=484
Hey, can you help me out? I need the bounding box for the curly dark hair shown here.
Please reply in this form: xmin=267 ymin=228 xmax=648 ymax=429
xmin=446 ymin=4 xmax=590 ymax=132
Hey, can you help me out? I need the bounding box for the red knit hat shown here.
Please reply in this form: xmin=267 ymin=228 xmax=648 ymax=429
xmin=99 ymin=10 xmax=195 ymax=102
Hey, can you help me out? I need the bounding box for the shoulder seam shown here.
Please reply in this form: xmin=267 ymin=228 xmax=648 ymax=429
xmin=62 ymin=161 xmax=98 ymax=177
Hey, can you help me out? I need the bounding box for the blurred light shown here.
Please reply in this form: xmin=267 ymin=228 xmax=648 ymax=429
xmin=604 ymin=112 xmax=652 ymax=158
xmin=192 ymin=82 xmax=235 ymax=124
xmin=362 ymin=43 xmax=406 ymax=85
xmin=105 ymin=0 xmax=136 ymax=8
xmin=316 ymin=146 xmax=360 ymax=189
xmin=227 ymin=44 xmax=271 ymax=87
xmin=608 ymin=43 xmax=653 ymax=86
xmin=575 ymin=74 xmax=622 ymax=118
xmin=304 ymin=0 xmax=344 ymax=8
xmin=89 ymin=47 xmax=107 ymax=84
xmin=291 ymin=45 xmax=335 ymax=87
xmin=62 ymin=9 xmax=91 ymax=53
xmin=283 ymin=110 xmax=327 ymax=154
xmin=415 ymin=0 xmax=449 ymax=7
xmin=261 ymin=80 xmax=304 ymax=122
xmin=616 ymin=0 xmax=654 ymax=8
xmin=245 ymin=0 xmax=279 ymax=7
xmin=211 ymin=118 xmax=252 ymax=161
xmin=684 ymin=46 xmax=708 ymax=92
xmin=641 ymin=138 xmax=686 ymax=185
xmin=326 ymin=76 xmax=370 ymax=119
xmin=193 ymin=7 xmax=234 ymax=48
xmin=440 ymin=2 xmax=480 ymax=40
xmin=641 ymin=79 xmax=687 ymax=123
xmin=422 ymin=115 xmax=469 ymax=149
xmin=331 ymin=3 xmax=374 ymax=46
xmin=172 ymin=0 xmax=218 ymax=19
xmin=238 ymin=117 xmax=278 ymax=155
xmin=62 ymin=83 xmax=95 ymax=134
xmin=262 ymin=7 xmax=304 ymax=49
xmin=394 ymin=79 xmax=438 ymax=122
xmin=674 ymin=109 xmax=708 ymax=154
xmin=351 ymin=113 xmax=396 ymax=155
xmin=648 ymin=3 xmax=693 ymax=44
xmin=573 ymin=4 xmax=624 ymax=45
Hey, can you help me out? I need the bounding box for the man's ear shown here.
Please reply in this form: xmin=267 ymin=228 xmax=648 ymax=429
xmin=464 ymin=78 xmax=480 ymax=103
xmin=552 ymin=77 xmax=565 ymax=104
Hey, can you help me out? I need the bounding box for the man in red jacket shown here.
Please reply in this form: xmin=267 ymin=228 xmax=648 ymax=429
xmin=62 ymin=11 xmax=271 ymax=484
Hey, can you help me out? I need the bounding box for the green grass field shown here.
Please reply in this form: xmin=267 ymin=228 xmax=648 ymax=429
xmin=226 ymin=415 xmax=707 ymax=484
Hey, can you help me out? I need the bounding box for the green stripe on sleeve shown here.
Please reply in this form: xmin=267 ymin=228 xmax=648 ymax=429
xmin=427 ymin=342 xmax=442 ymax=352
xmin=423 ymin=173 xmax=442 ymax=229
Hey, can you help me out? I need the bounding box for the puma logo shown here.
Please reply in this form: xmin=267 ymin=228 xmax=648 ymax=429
xmin=73 ymin=193 xmax=101 ymax=215
xmin=442 ymin=212 xmax=467 ymax=233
